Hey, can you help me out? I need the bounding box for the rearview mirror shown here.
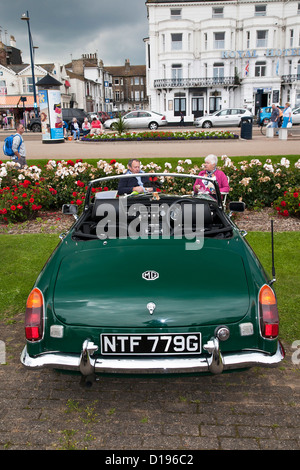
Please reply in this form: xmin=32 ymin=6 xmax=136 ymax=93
xmin=229 ymin=201 xmax=245 ymax=212
xmin=62 ymin=204 xmax=78 ymax=215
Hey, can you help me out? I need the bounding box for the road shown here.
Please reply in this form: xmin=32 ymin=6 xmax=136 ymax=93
xmin=0 ymin=125 xmax=299 ymax=452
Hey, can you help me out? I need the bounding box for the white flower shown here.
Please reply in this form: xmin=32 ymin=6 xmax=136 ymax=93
xmin=164 ymin=162 xmax=172 ymax=169
xmin=263 ymin=163 xmax=274 ymax=173
xmin=280 ymin=158 xmax=290 ymax=168
xmin=239 ymin=177 xmax=252 ymax=186
xmin=295 ymin=159 xmax=300 ymax=169
xmin=184 ymin=159 xmax=192 ymax=165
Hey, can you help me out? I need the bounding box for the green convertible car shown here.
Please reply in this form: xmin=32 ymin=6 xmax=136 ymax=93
xmin=21 ymin=173 xmax=284 ymax=386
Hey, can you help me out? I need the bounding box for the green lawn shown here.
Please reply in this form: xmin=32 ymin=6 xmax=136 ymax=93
xmin=0 ymin=232 xmax=299 ymax=344
xmin=5 ymin=154 xmax=300 ymax=172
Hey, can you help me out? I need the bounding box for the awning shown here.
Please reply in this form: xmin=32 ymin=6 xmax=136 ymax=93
xmin=0 ymin=95 xmax=39 ymax=109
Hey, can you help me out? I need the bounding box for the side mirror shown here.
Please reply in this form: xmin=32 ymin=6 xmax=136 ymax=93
xmin=229 ymin=201 xmax=245 ymax=212
xmin=62 ymin=204 xmax=78 ymax=216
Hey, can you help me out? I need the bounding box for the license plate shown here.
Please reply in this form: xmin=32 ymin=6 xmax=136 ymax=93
xmin=100 ymin=333 xmax=201 ymax=355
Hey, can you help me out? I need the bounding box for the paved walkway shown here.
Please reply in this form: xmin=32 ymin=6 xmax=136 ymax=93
xmin=0 ymin=317 xmax=299 ymax=451
xmin=1 ymin=128 xmax=299 ymax=160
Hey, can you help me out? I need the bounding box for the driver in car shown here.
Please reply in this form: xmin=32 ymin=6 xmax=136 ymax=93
xmin=118 ymin=158 xmax=154 ymax=195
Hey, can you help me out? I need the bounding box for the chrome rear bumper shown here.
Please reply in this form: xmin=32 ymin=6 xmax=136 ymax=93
xmin=21 ymin=338 xmax=285 ymax=376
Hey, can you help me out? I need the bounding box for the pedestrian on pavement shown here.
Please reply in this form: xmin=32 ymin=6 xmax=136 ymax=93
xmin=179 ymin=112 xmax=185 ymax=126
xmin=282 ymin=102 xmax=292 ymax=128
xmin=12 ymin=123 xmax=26 ymax=168
xmin=270 ymin=104 xmax=279 ymax=129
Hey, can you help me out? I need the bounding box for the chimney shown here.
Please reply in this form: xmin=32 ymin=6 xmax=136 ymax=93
xmin=10 ymin=35 xmax=16 ymax=48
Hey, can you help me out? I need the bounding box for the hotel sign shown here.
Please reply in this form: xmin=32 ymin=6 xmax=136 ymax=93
xmin=221 ymin=48 xmax=300 ymax=58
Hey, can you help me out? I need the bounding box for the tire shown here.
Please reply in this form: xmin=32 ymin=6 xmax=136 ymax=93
xmin=202 ymin=121 xmax=212 ymax=128
xmin=31 ymin=123 xmax=41 ymax=132
xmin=149 ymin=122 xmax=158 ymax=130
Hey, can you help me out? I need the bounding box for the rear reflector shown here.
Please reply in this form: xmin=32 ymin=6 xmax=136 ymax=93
xmin=25 ymin=288 xmax=44 ymax=341
xmin=259 ymin=285 xmax=279 ymax=339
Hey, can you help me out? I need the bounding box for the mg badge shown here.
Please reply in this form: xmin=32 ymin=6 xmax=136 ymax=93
xmin=147 ymin=302 xmax=156 ymax=315
xmin=142 ymin=270 xmax=159 ymax=281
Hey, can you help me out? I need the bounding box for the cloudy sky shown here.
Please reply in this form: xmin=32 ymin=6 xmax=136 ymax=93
xmin=0 ymin=0 xmax=149 ymax=66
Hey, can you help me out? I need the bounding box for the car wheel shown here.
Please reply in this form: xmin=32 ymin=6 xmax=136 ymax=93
xmin=32 ymin=123 xmax=41 ymax=132
xmin=202 ymin=121 xmax=212 ymax=128
xmin=149 ymin=122 xmax=158 ymax=130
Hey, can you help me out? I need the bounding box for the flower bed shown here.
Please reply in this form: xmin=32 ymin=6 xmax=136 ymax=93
xmin=81 ymin=129 xmax=238 ymax=142
xmin=0 ymin=156 xmax=299 ymax=224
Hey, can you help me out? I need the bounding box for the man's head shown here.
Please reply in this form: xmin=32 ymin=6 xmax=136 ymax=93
xmin=128 ymin=158 xmax=141 ymax=174
xmin=17 ymin=123 xmax=25 ymax=134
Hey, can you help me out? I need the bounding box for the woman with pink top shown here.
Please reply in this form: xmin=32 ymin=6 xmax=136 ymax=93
xmin=193 ymin=154 xmax=229 ymax=196
xmin=90 ymin=117 xmax=103 ymax=136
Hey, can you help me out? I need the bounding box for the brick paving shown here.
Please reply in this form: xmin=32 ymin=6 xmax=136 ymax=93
xmin=0 ymin=315 xmax=299 ymax=451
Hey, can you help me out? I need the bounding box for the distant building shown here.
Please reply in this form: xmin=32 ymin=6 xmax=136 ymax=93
xmin=145 ymin=0 xmax=300 ymax=123
xmin=105 ymin=59 xmax=148 ymax=112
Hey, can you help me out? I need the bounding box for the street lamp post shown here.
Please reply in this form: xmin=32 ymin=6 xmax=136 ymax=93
xmin=21 ymin=11 xmax=38 ymax=117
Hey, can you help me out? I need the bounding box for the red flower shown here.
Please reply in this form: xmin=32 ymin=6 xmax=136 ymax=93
xmin=22 ymin=193 xmax=27 ymax=198
xmin=29 ymin=197 xmax=34 ymax=203
xmin=76 ymin=159 xmax=83 ymax=163
xmin=72 ymin=191 xmax=77 ymax=197
xmin=293 ymin=192 xmax=299 ymax=198
xmin=67 ymin=160 xmax=75 ymax=166
xmin=10 ymin=205 xmax=16 ymax=211
xmin=17 ymin=204 xmax=23 ymax=209
xmin=110 ymin=159 xmax=116 ymax=164
xmin=283 ymin=210 xmax=289 ymax=217
xmin=280 ymin=201 xmax=286 ymax=207
xmin=76 ymin=199 xmax=83 ymax=205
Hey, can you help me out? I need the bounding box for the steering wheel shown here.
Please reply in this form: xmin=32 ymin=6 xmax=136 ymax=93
xmin=166 ymin=198 xmax=198 ymax=236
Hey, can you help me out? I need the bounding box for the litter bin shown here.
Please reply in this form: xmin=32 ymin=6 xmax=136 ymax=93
xmin=240 ymin=116 xmax=253 ymax=140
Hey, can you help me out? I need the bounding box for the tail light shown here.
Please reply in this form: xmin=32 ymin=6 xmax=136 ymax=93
xmin=259 ymin=285 xmax=279 ymax=338
xmin=161 ymin=115 xmax=166 ymax=121
xmin=25 ymin=288 xmax=44 ymax=341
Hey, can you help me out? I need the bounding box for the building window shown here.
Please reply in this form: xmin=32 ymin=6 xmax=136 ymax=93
xmin=214 ymin=32 xmax=225 ymax=49
xmin=172 ymin=64 xmax=182 ymax=80
xmin=255 ymin=61 xmax=266 ymax=77
xmin=134 ymin=77 xmax=139 ymax=85
xmin=171 ymin=9 xmax=181 ymax=19
xmin=171 ymin=33 xmax=183 ymax=50
xmin=246 ymin=31 xmax=250 ymax=48
xmin=204 ymin=33 xmax=208 ymax=50
xmin=213 ymin=63 xmax=224 ymax=78
xmin=114 ymin=78 xmax=119 ymax=85
xmin=174 ymin=93 xmax=186 ymax=116
xmin=290 ymin=29 xmax=294 ymax=47
xmin=255 ymin=4 xmax=266 ymax=16
xmin=115 ymin=91 xmax=120 ymax=101
xmin=212 ymin=7 xmax=223 ymax=18
xmin=298 ymin=3 xmax=300 ymax=14
xmin=256 ymin=30 xmax=268 ymax=47
xmin=135 ymin=91 xmax=140 ymax=101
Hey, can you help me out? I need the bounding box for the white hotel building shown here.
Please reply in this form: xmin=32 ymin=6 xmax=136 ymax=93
xmin=145 ymin=0 xmax=300 ymax=123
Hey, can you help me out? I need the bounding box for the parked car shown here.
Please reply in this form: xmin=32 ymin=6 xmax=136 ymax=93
xmin=292 ymin=106 xmax=300 ymax=124
xmin=21 ymin=173 xmax=284 ymax=387
xmin=194 ymin=108 xmax=253 ymax=128
xmin=104 ymin=110 xmax=168 ymax=130
xmin=87 ymin=111 xmax=110 ymax=123
xmin=257 ymin=106 xmax=284 ymax=126
xmin=27 ymin=108 xmax=88 ymax=132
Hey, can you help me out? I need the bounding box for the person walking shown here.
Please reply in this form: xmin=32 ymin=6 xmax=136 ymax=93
xmin=282 ymin=102 xmax=292 ymax=128
xmin=12 ymin=123 xmax=26 ymax=168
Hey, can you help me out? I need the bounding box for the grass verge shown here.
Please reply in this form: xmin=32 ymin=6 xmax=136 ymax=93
xmin=0 ymin=232 xmax=299 ymax=344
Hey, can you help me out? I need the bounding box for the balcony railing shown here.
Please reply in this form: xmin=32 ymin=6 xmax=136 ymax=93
xmin=281 ymin=74 xmax=300 ymax=83
xmin=154 ymin=76 xmax=238 ymax=89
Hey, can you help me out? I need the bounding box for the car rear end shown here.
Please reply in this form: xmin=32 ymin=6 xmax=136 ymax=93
xmin=21 ymin=232 xmax=284 ymax=382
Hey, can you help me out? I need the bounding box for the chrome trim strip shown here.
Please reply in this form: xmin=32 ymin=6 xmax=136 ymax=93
xmin=21 ymin=341 xmax=284 ymax=375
